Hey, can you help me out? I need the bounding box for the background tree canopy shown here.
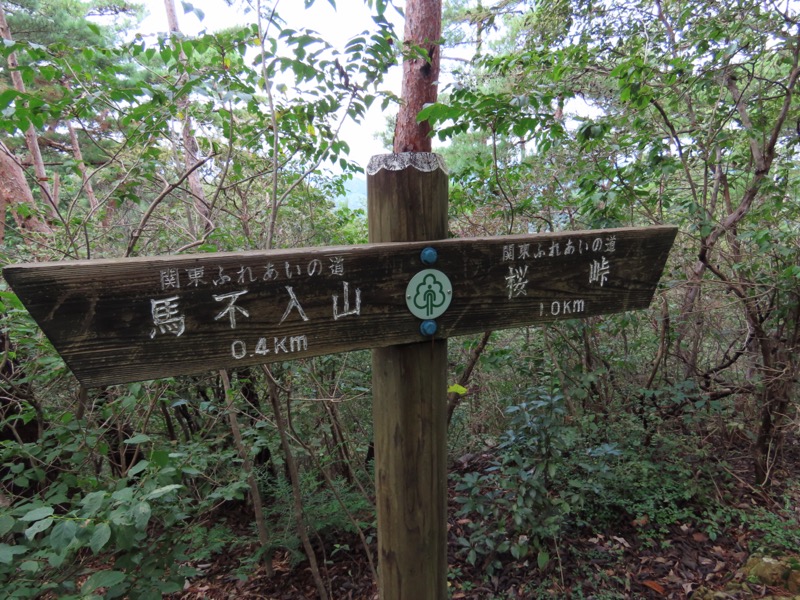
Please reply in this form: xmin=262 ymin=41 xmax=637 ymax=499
xmin=1 ymin=0 xmax=799 ymax=598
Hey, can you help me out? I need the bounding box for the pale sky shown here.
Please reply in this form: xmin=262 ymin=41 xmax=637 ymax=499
xmin=138 ymin=0 xmax=405 ymax=169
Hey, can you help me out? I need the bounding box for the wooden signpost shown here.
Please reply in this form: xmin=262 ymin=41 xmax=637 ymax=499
xmin=3 ymin=153 xmax=677 ymax=599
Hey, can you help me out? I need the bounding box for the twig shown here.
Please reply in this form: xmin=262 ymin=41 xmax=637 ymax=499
xmin=125 ymin=156 xmax=213 ymax=257
xmin=219 ymin=369 xmax=275 ymax=576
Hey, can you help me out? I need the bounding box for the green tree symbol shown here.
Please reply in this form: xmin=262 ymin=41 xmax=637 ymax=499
xmin=413 ymin=273 xmax=447 ymax=317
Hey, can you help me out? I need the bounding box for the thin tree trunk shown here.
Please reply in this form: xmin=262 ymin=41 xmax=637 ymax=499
xmin=67 ymin=120 xmax=98 ymax=211
xmin=0 ymin=142 xmax=52 ymax=238
xmin=163 ymin=0 xmax=211 ymax=235
xmin=447 ymin=331 xmax=491 ymax=425
xmin=264 ymin=368 xmax=329 ymax=600
xmin=0 ymin=3 xmax=56 ymax=220
xmin=393 ymin=0 xmax=442 ymax=152
xmin=219 ymin=370 xmax=275 ymax=576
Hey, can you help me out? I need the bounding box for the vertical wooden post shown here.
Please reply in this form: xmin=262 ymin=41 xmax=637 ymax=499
xmin=367 ymin=153 xmax=448 ymax=600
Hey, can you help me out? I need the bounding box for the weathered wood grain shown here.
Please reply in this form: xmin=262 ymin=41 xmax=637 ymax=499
xmin=3 ymin=226 xmax=677 ymax=387
xmin=368 ymin=153 xmax=449 ymax=600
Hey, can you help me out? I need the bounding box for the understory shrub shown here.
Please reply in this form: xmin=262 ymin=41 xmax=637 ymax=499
xmin=451 ymin=386 xmax=737 ymax=576
xmin=452 ymin=387 xmax=620 ymax=575
xmin=0 ymin=426 xmax=197 ymax=599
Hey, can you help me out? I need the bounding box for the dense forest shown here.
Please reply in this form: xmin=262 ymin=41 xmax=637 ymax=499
xmin=1 ymin=0 xmax=799 ymax=598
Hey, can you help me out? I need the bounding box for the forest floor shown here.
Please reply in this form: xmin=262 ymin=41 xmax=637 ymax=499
xmin=172 ymin=443 xmax=800 ymax=600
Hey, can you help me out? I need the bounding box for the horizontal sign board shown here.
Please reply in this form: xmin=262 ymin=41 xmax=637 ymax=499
xmin=3 ymin=226 xmax=677 ymax=387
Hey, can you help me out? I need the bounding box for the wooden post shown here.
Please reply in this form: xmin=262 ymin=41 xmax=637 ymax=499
xmin=367 ymin=153 xmax=449 ymax=599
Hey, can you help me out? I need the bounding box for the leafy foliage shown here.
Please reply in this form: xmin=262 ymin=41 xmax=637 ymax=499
xmin=2 ymin=0 xmax=800 ymax=595
xmin=453 ymin=387 xmax=620 ymax=575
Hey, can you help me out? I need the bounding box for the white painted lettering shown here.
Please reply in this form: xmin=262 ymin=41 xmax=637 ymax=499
xmin=213 ymin=290 xmax=250 ymax=329
xmin=332 ymin=282 xmax=362 ymax=320
xmin=160 ymin=268 xmax=180 ymax=290
xmin=213 ymin=265 xmax=231 ymax=286
xmin=185 ymin=266 xmax=205 ymax=287
xmin=255 ymin=337 xmax=269 ymax=355
xmin=150 ymin=296 xmax=185 ymax=338
xmin=505 ymin=265 xmax=529 ymax=299
xmin=307 ymin=259 xmax=323 ymax=276
xmin=329 ymin=256 xmax=345 ymax=276
xmin=231 ymin=340 xmax=246 ymax=359
xmin=290 ymin=335 xmax=308 ymax=352
xmin=589 ymin=256 xmax=611 ymax=287
xmin=237 ymin=266 xmax=256 ymax=284
xmin=279 ymin=286 xmax=309 ymax=324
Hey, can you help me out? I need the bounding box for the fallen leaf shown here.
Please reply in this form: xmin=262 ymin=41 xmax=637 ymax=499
xmin=611 ymin=535 xmax=631 ymax=548
xmin=692 ymin=532 xmax=709 ymax=542
xmin=632 ymin=515 xmax=650 ymax=527
xmin=642 ymin=580 xmax=666 ymax=595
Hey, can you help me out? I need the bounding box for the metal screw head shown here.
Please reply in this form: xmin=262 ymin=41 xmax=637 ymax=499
xmin=420 ymin=247 xmax=438 ymax=265
xmin=419 ymin=320 xmax=438 ymax=336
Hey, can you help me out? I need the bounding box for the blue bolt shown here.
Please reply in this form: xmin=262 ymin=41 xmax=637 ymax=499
xmin=420 ymin=320 xmax=438 ymax=336
xmin=420 ymin=246 xmax=438 ymax=265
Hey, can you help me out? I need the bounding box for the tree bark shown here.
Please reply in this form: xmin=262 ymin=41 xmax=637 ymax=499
xmin=67 ymin=120 xmax=98 ymax=211
xmin=219 ymin=370 xmax=275 ymax=576
xmin=163 ymin=0 xmax=211 ymax=235
xmin=0 ymin=142 xmax=52 ymax=239
xmin=265 ymin=370 xmax=328 ymax=600
xmin=393 ymin=0 xmax=442 ymax=152
xmin=0 ymin=2 xmax=56 ymax=220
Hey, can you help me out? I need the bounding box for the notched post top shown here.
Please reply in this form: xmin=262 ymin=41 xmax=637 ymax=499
xmin=366 ymin=153 xmax=448 ymax=176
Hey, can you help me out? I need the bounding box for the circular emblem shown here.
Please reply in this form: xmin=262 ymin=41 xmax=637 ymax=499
xmin=406 ymin=269 xmax=453 ymax=319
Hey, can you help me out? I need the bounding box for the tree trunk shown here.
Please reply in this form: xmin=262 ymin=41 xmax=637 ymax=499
xmin=393 ymin=0 xmax=442 ymax=152
xmin=0 ymin=142 xmax=52 ymax=239
xmin=163 ymin=0 xmax=211 ymax=235
xmin=219 ymin=370 xmax=275 ymax=576
xmin=0 ymin=3 xmax=56 ymax=220
xmin=265 ymin=372 xmax=328 ymax=600
xmin=67 ymin=120 xmax=98 ymax=211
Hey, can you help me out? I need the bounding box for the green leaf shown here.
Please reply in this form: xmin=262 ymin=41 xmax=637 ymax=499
xmin=127 ymin=460 xmax=149 ymax=476
xmin=150 ymin=450 xmax=170 ymax=468
xmin=132 ymin=502 xmax=151 ymax=530
xmin=24 ymin=517 xmax=54 ymax=540
xmin=82 ymin=570 xmax=126 ymax=594
xmin=20 ymin=506 xmax=54 ymax=522
xmin=145 ymin=484 xmax=182 ymax=500
xmin=124 ymin=433 xmax=151 ymax=444
xmin=112 ymin=487 xmax=134 ymax=503
xmin=48 ymin=551 xmax=66 ymax=568
xmin=0 ymin=543 xmax=27 ymax=564
xmin=19 ymin=560 xmax=39 ymax=573
xmin=49 ymin=520 xmax=77 ymax=551
xmin=537 ymin=550 xmax=550 ymax=570
xmin=0 ymin=513 xmax=15 ymax=536
xmin=448 ymin=384 xmax=468 ymax=396
xmin=81 ymin=491 xmax=106 ymax=517
xmin=90 ymin=523 xmax=111 ymax=554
